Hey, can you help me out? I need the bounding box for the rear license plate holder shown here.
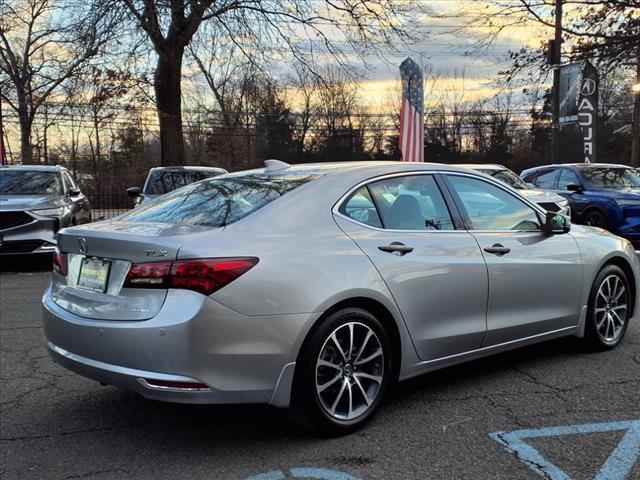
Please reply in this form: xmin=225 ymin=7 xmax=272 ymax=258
xmin=77 ymin=258 xmax=111 ymax=293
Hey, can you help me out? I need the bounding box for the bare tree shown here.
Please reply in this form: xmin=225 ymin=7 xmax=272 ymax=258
xmin=0 ymin=0 xmax=118 ymax=163
xmin=118 ymin=0 xmax=424 ymax=166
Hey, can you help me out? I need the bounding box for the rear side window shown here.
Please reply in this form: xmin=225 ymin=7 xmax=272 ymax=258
xmin=120 ymin=174 xmax=318 ymax=227
xmin=533 ymin=169 xmax=560 ymax=189
xmin=368 ymin=175 xmax=454 ymax=231
xmin=340 ymin=187 xmax=383 ymax=228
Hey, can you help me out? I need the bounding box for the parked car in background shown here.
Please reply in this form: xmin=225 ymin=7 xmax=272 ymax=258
xmin=521 ymin=163 xmax=640 ymax=249
xmin=127 ymin=166 xmax=228 ymax=207
xmin=43 ymin=161 xmax=638 ymax=435
xmin=456 ymin=164 xmax=570 ymax=216
xmin=0 ymin=165 xmax=91 ymax=255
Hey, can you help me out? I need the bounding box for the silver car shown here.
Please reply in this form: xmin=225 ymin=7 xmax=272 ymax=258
xmin=456 ymin=164 xmax=571 ymax=215
xmin=1 ymin=165 xmax=91 ymax=255
xmin=127 ymin=166 xmax=228 ymax=207
xmin=42 ymin=161 xmax=639 ymax=434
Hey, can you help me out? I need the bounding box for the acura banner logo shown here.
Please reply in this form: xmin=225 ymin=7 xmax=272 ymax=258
xmin=78 ymin=237 xmax=88 ymax=254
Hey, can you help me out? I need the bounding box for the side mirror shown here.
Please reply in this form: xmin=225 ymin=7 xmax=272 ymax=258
xmin=566 ymin=184 xmax=584 ymax=193
xmin=543 ymin=211 xmax=571 ymax=235
xmin=127 ymin=187 xmax=141 ymax=198
xmin=68 ymin=187 xmax=81 ymax=197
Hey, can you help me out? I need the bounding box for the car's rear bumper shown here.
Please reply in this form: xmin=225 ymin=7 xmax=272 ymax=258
xmin=43 ymin=287 xmax=312 ymax=407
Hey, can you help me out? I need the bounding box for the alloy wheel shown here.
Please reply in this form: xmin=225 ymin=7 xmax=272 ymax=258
xmin=315 ymin=322 xmax=384 ymax=421
xmin=594 ymin=274 xmax=629 ymax=343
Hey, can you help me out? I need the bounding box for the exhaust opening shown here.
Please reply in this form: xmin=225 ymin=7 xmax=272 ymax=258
xmin=137 ymin=378 xmax=210 ymax=392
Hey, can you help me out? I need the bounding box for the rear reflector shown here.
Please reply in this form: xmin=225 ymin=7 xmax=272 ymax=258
xmin=53 ymin=248 xmax=68 ymax=276
xmin=123 ymin=257 xmax=258 ymax=296
xmin=138 ymin=378 xmax=210 ymax=391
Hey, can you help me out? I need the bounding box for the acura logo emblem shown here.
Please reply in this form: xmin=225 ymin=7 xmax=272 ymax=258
xmin=78 ymin=237 xmax=88 ymax=254
xmin=581 ymin=78 xmax=596 ymax=96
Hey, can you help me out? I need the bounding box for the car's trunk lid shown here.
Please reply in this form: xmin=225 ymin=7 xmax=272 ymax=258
xmin=51 ymin=220 xmax=219 ymax=321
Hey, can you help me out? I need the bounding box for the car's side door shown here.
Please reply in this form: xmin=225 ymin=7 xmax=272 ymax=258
xmin=555 ymin=168 xmax=591 ymax=221
xmin=334 ymin=173 xmax=488 ymax=361
xmin=443 ymin=173 xmax=583 ymax=346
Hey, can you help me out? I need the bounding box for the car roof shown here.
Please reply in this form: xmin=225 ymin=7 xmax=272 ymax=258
xmin=149 ymin=166 xmax=227 ymax=172
xmin=0 ymin=164 xmax=65 ymax=172
xmin=217 ymin=161 xmax=485 ymax=181
xmin=524 ymin=163 xmax=631 ymax=171
xmin=454 ymin=164 xmax=505 ymax=171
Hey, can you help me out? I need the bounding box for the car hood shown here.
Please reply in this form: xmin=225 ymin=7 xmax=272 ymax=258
xmin=0 ymin=195 xmax=65 ymax=211
xmin=518 ymin=189 xmax=565 ymax=203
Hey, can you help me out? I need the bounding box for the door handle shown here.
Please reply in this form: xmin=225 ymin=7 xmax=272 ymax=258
xmin=483 ymin=244 xmax=511 ymax=255
xmin=378 ymin=242 xmax=414 ymax=256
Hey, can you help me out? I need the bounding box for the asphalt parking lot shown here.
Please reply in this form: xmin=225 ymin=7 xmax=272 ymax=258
xmin=1 ymin=266 xmax=639 ymax=480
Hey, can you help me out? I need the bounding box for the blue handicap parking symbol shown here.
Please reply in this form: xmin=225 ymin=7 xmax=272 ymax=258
xmin=490 ymin=420 xmax=640 ymax=480
xmin=246 ymin=468 xmax=361 ymax=480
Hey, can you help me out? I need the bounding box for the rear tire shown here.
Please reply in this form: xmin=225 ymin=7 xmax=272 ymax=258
xmin=583 ymin=265 xmax=631 ymax=351
xmin=291 ymin=307 xmax=392 ymax=436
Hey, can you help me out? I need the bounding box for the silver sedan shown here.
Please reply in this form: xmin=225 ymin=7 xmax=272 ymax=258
xmin=42 ymin=161 xmax=639 ymax=434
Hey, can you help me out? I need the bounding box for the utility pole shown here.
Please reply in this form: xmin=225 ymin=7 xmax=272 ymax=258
xmin=631 ymin=46 xmax=640 ymax=168
xmin=551 ymin=0 xmax=563 ymax=164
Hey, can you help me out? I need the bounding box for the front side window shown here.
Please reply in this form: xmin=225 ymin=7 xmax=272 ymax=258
xmin=367 ymin=175 xmax=455 ymax=231
xmin=533 ymin=169 xmax=560 ymax=189
xmin=121 ymin=173 xmax=319 ymax=227
xmin=447 ymin=175 xmax=541 ymax=231
xmin=62 ymin=172 xmax=78 ymax=191
xmin=0 ymin=171 xmax=63 ymax=195
xmin=144 ymin=170 xmax=220 ymax=195
xmin=557 ymin=169 xmax=581 ymax=190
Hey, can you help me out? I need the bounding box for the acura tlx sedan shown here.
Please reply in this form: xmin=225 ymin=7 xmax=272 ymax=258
xmin=42 ymin=160 xmax=639 ymax=434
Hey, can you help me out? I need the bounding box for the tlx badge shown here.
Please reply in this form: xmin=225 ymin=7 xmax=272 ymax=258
xmin=144 ymin=249 xmax=168 ymax=257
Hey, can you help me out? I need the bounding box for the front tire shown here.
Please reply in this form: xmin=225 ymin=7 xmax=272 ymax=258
xmin=584 ymin=208 xmax=608 ymax=229
xmin=291 ymin=308 xmax=392 ymax=435
xmin=583 ymin=265 xmax=631 ymax=351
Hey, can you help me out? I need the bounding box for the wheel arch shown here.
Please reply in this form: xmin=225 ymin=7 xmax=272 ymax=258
xmin=602 ymin=256 xmax=637 ymax=318
xmin=295 ymin=296 xmax=404 ymax=383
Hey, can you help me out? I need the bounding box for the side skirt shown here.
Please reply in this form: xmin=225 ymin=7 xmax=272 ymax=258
xmin=399 ymin=325 xmax=578 ymax=382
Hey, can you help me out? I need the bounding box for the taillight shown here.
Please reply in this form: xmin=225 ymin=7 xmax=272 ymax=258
xmin=123 ymin=258 xmax=258 ymax=295
xmin=53 ymin=248 xmax=68 ymax=276
xmin=124 ymin=261 xmax=171 ymax=288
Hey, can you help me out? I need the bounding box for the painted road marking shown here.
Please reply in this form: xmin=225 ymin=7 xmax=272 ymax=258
xmin=490 ymin=420 xmax=640 ymax=480
xmin=246 ymin=468 xmax=361 ymax=480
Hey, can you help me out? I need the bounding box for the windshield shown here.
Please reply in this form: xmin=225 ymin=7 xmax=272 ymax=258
xmin=578 ymin=167 xmax=640 ymax=189
xmin=144 ymin=170 xmax=222 ymax=194
xmin=0 ymin=170 xmax=63 ymax=195
xmin=121 ymin=173 xmax=321 ymax=227
xmin=482 ymin=169 xmax=527 ymax=190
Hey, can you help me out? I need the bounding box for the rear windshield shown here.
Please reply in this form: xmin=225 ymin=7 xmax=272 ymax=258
xmin=0 ymin=171 xmax=62 ymax=195
xmin=120 ymin=173 xmax=320 ymax=227
xmin=578 ymin=167 xmax=640 ymax=189
xmin=144 ymin=170 xmax=223 ymax=194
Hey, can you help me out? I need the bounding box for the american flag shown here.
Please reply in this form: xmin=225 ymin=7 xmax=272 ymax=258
xmin=399 ymin=57 xmax=424 ymax=162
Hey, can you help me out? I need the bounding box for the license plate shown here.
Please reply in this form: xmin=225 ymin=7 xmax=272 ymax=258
xmin=77 ymin=258 xmax=111 ymax=293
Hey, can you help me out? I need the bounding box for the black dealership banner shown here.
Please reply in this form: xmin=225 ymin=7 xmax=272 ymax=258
xmin=578 ymin=61 xmax=598 ymax=164
xmin=558 ymin=62 xmax=583 ymax=125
